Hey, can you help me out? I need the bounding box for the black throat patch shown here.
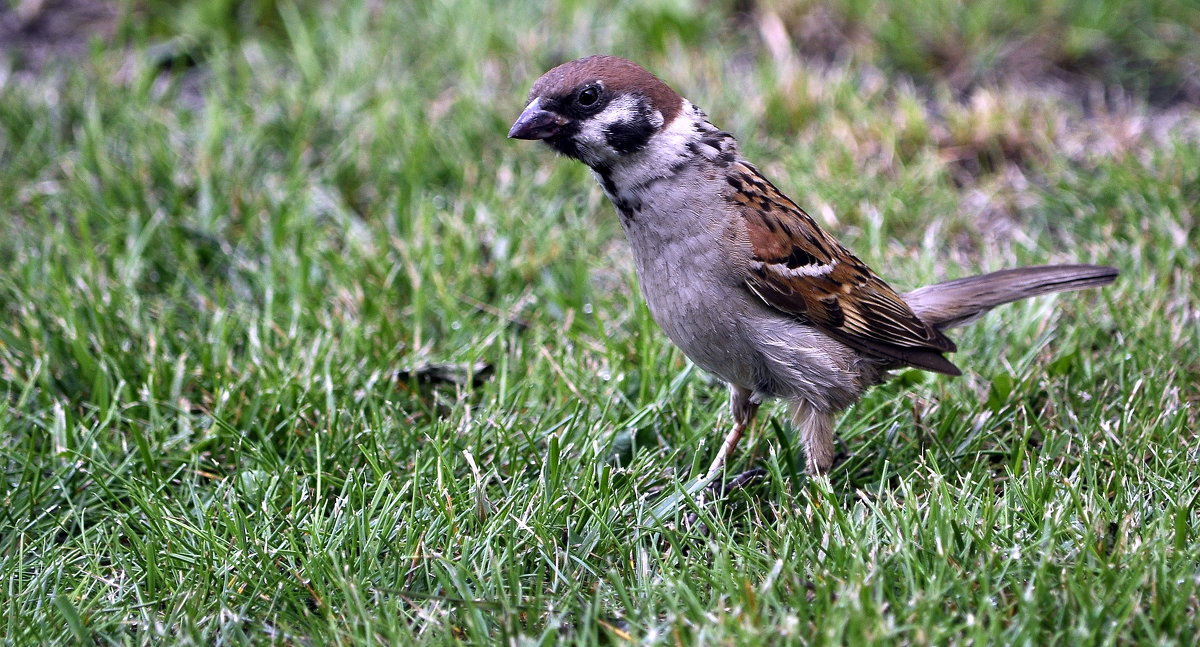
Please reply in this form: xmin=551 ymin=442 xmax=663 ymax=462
xmin=544 ymin=121 xmax=584 ymax=160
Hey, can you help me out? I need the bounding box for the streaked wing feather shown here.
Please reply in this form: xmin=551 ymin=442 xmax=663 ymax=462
xmin=731 ymin=161 xmax=961 ymax=375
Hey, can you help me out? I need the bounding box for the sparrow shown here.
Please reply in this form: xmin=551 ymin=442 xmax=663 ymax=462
xmin=509 ymin=55 xmax=1118 ymax=479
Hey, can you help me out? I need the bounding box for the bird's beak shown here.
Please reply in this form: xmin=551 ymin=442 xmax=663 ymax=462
xmin=508 ymin=98 xmax=568 ymax=140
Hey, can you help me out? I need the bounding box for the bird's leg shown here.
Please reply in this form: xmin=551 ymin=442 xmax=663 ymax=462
xmin=682 ymin=386 xmax=765 ymax=529
xmin=790 ymin=401 xmax=835 ymax=475
xmin=700 ymin=386 xmax=763 ymax=488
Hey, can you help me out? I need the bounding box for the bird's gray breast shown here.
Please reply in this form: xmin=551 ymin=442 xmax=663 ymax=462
xmin=607 ymin=169 xmax=767 ymax=390
xmin=603 ymin=164 xmax=874 ymax=409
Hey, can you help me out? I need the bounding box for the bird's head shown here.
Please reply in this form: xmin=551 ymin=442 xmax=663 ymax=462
xmin=508 ymin=55 xmax=684 ymax=171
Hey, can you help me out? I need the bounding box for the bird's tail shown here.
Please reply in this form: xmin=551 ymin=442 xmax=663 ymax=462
xmin=903 ymin=264 xmax=1119 ymax=331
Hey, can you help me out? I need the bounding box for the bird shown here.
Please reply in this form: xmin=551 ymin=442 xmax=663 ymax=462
xmin=508 ymin=55 xmax=1118 ymax=482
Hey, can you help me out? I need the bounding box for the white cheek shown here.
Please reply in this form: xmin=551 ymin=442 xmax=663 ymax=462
xmin=573 ymin=95 xmax=645 ymax=164
xmin=647 ymin=109 xmax=664 ymax=130
xmin=595 ymin=94 xmax=642 ymax=130
xmin=573 ymin=122 xmax=613 ymax=165
xmin=608 ymin=100 xmax=702 ymax=187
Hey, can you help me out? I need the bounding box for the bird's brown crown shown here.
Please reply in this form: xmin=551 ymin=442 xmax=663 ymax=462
xmin=529 ymin=55 xmax=682 ymax=124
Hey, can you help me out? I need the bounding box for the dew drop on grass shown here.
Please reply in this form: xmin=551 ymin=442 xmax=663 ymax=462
xmin=582 ymin=302 xmax=593 ymax=314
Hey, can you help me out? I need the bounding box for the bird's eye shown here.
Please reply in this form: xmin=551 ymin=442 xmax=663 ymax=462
xmin=576 ymin=85 xmax=600 ymax=107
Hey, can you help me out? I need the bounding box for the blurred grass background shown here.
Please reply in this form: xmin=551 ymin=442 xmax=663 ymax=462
xmin=1 ymin=0 xmax=1198 ymax=644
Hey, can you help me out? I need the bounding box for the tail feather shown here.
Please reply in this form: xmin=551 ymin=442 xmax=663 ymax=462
xmin=903 ymin=264 xmax=1119 ymax=331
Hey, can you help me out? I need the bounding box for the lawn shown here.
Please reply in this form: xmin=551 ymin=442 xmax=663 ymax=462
xmin=1 ymin=0 xmax=1198 ymax=644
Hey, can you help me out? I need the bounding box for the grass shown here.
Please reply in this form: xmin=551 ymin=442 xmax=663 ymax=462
xmin=1 ymin=0 xmax=1198 ymax=643
xmin=759 ymin=0 xmax=1200 ymax=102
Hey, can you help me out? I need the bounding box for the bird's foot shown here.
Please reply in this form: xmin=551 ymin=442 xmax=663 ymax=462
xmin=683 ymin=467 xmax=769 ymax=531
xmin=707 ymin=467 xmax=769 ymax=497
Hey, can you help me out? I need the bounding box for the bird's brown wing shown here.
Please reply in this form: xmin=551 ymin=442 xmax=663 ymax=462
xmin=727 ymin=161 xmax=961 ymax=375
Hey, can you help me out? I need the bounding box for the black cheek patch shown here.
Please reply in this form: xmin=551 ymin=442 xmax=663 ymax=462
xmin=603 ymin=120 xmax=657 ymax=154
xmin=602 ymin=101 xmax=658 ymax=155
